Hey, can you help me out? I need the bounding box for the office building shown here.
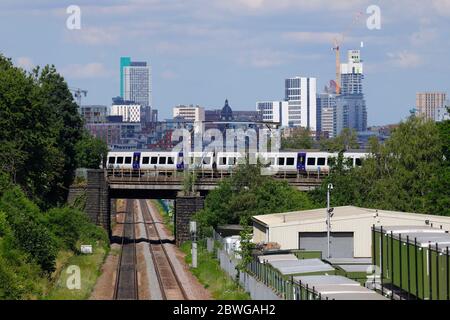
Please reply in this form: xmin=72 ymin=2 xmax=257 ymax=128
xmin=316 ymin=93 xmax=337 ymax=138
xmin=334 ymin=50 xmax=368 ymax=135
xmin=80 ymin=105 xmax=108 ymax=123
xmin=256 ymin=101 xmax=289 ymax=127
xmin=285 ymin=77 xmax=317 ymax=130
xmin=120 ymin=56 xmax=152 ymax=107
xmin=110 ymin=102 xmax=142 ymax=123
xmin=173 ymin=105 xmax=205 ymax=122
xmin=416 ymin=92 xmax=447 ymax=121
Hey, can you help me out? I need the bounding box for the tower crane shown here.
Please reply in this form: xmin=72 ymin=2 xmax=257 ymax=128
xmin=332 ymin=11 xmax=364 ymax=95
xmin=69 ymin=87 xmax=88 ymax=106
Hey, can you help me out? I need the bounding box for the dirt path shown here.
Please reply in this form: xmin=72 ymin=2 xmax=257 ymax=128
xmin=89 ymin=199 xmax=126 ymax=300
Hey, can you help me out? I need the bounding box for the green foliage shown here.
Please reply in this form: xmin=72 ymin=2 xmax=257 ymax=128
xmin=312 ymin=117 xmax=450 ymax=216
xmin=75 ymin=131 xmax=108 ymax=169
xmin=320 ymin=128 xmax=359 ymax=152
xmin=195 ymin=162 xmax=315 ymax=235
xmin=0 ymin=187 xmax=58 ymax=273
xmin=281 ymin=127 xmax=313 ymax=150
xmin=0 ymin=54 xmax=84 ymax=208
xmin=180 ymin=241 xmax=250 ymax=300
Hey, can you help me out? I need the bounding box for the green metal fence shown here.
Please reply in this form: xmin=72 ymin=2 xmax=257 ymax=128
xmin=247 ymin=257 xmax=328 ymax=300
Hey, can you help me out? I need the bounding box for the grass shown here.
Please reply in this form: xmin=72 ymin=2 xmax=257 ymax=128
xmin=43 ymin=241 xmax=109 ymax=300
xmin=180 ymin=241 xmax=251 ymax=300
xmin=152 ymin=200 xmax=174 ymax=235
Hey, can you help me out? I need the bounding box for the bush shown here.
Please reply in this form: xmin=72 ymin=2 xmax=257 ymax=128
xmin=0 ymin=187 xmax=58 ymax=273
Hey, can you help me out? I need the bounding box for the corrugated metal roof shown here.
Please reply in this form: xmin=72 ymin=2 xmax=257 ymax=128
xmin=337 ymin=264 xmax=373 ymax=273
xmin=252 ymin=206 xmax=450 ymax=228
xmin=293 ymin=275 xmax=387 ymax=300
xmin=258 ymin=254 xmax=298 ymax=263
xmin=293 ymin=275 xmax=359 ymax=286
xmin=374 ymin=225 xmax=445 ymax=234
xmin=325 ymin=258 xmax=373 ymax=265
xmin=269 ymin=259 xmax=334 ymax=276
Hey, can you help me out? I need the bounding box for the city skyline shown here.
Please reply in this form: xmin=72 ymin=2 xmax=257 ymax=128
xmin=1 ymin=0 xmax=450 ymax=125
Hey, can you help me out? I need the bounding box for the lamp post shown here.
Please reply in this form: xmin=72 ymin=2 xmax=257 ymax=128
xmin=327 ymin=183 xmax=334 ymax=259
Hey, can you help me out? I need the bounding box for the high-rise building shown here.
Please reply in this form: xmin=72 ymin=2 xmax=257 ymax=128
xmin=120 ymin=56 xmax=152 ymax=107
xmin=340 ymin=50 xmax=364 ymax=95
xmin=256 ymin=101 xmax=289 ymax=127
xmin=416 ymin=92 xmax=447 ymax=121
xmin=334 ymin=50 xmax=367 ymax=135
xmin=316 ymin=93 xmax=337 ymax=138
xmin=336 ymin=94 xmax=367 ymax=135
xmin=284 ymin=77 xmax=317 ymax=130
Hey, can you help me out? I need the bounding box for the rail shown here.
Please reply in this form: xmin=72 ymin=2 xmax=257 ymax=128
xmin=140 ymin=199 xmax=188 ymax=300
xmin=114 ymin=200 xmax=139 ymax=300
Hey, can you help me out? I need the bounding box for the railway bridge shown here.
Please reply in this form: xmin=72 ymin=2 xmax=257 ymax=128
xmin=68 ymin=168 xmax=325 ymax=245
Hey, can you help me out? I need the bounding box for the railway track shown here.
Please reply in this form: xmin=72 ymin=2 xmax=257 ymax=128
xmin=140 ymin=199 xmax=188 ymax=300
xmin=114 ymin=200 xmax=139 ymax=300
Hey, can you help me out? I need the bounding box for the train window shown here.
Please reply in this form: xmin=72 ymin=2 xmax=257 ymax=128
xmin=168 ymin=157 xmax=174 ymax=165
xmin=159 ymin=157 xmax=167 ymax=164
xmin=203 ymin=157 xmax=211 ymax=165
xmin=220 ymin=157 xmax=226 ymax=165
xmin=151 ymin=157 xmax=158 ymax=164
xmin=286 ymin=158 xmax=295 ymax=166
xmin=307 ymin=158 xmax=316 ymax=166
xmin=317 ymin=158 xmax=326 ymax=166
xmin=116 ymin=157 xmax=124 ymax=164
xmin=108 ymin=157 xmax=115 ymax=164
xmin=228 ymin=157 xmax=236 ymax=165
xmin=142 ymin=157 xmax=150 ymax=164
xmin=278 ymin=158 xmax=285 ymax=166
xmin=124 ymin=157 xmax=132 ymax=164
xmin=269 ymin=158 xmax=275 ymax=165
xmin=355 ymin=158 xmax=362 ymax=166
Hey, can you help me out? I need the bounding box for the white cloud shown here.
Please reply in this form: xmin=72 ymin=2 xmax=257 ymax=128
xmin=283 ymin=31 xmax=351 ymax=45
xmin=387 ymin=51 xmax=423 ymax=68
xmin=431 ymin=0 xmax=450 ymax=16
xmin=214 ymin=0 xmax=370 ymax=14
xmin=64 ymin=27 xmax=120 ymax=46
xmin=410 ymin=28 xmax=438 ymax=46
xmin=16 ymin=56 xmax=34 ymax=70
xmin=60 ymin=63 xmax=109 ymax=79
xmin=161 ymin=70 xmax=179 ymax=80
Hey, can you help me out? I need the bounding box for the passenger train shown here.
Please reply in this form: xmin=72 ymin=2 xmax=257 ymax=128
xmin=106 ymin=150 xmax=368 ymax=173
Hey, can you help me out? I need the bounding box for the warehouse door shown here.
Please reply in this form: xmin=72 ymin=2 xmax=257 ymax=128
xmin=298 ymin=232 xmax=354 ymax=258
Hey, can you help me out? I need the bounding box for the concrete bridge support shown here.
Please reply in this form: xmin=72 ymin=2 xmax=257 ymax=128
xmin=68 ymin=169 xmax=111 ymax=238
xmin=174 ymin=194 xmax=204 ymax=246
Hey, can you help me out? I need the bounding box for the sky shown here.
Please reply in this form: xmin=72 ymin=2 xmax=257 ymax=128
xmin=1 ymin=0 xmax=449 ymax=125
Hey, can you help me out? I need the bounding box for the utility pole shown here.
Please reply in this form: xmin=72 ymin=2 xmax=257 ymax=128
xmin=327 ymin=183 xmax=334 ymax=259
xmin=190 ymin=221 xmax=197 ymax=268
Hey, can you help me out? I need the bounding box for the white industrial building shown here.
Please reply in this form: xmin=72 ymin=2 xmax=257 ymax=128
xmin=173 ymin=105 xmax=205 ymax=122
xmin=252 ymin=206 xmax=450 ymax=259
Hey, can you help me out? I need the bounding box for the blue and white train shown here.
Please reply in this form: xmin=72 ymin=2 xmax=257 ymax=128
xmin=106 ymin=150 xmax=368 ymax=173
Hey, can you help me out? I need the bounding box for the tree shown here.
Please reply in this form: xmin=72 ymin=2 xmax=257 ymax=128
xmin=312 ymin=117 xmax=449 ymax=216
xmin=195 ymin=162 xmax=315 ymax=235
xmin=320 ymin=128 xmax=359 ymax=152
xmin=75 ymin=131 xmax=108 ymax=169
xmin=281 ymin=127 xmax=313 ymax=150
xmin=0 ymin=55 xmax=84 ymax=207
